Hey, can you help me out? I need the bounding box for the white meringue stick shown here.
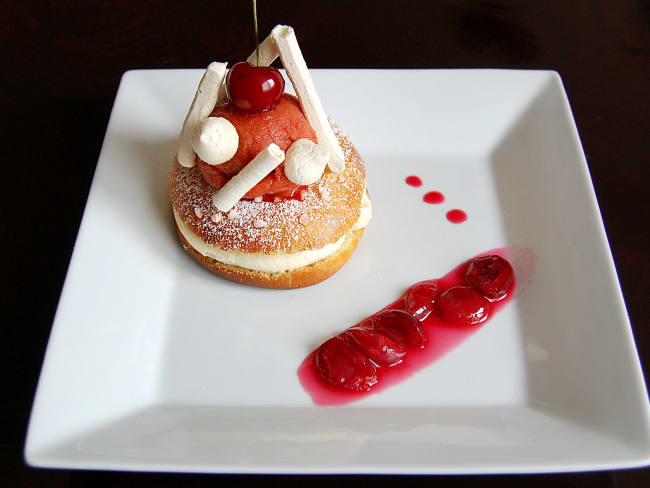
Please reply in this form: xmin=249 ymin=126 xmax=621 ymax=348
xmin=216 ymin=82 xmax=228 ymax=105
xmin=284 ymin=138 xmax=329 ymax=185
xmin=246 ymin=29 xmax=280 ymax=66
xmin=212 ymin=143 xmax=285 ymax=212
xmin=178 ymin=62 xmax=227 ymax=167
xmin=272 ymin=25 xmax=345 ymax=172
xmin=215 ymin=79 xmax=228 ymax=105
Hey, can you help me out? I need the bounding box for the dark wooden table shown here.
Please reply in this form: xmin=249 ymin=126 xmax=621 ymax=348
xmin=4 ymin=0 xmax=649 ymax=485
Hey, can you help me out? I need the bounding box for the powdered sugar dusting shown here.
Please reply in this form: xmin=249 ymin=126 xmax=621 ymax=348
xmin=319 ymin=187 xmax=331 ymax=201
xmin=169 ymin=129 xmax=366 ymax=254
xmin=328 ymin=116 xmax=348 ymax=139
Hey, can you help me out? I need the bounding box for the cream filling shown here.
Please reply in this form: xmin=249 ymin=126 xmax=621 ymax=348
xmin=352 ymin=189 xmax=372 ymax=230
xmin=174 ymin=191 xmax=372 ymax=273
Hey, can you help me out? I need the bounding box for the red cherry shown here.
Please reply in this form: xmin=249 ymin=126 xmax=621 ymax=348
xmin=344 ymin=325 xmax=406 ymax=367
xmin=315 ymin=336 xmax=377 ymax=391
xmin=438 ymin=286 xmax=491 ymax=325
xmin=372 ymin=310 xmax=425 ymax=349
xmin=465 ymin=255 xmax=514 ymax=301
xmin=405 ymin=280 xmax=440 ymax=321
xmin=226 ymin=61 xmax=285 ymax=112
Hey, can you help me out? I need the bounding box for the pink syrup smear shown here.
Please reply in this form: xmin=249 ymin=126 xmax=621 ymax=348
xmin=405 ymin=175 xmax=423 ymax=187
xmin=298 ymin=248 xmax=519 ymax=406
xmin=423 ymin=191 xmax=445 ymax=204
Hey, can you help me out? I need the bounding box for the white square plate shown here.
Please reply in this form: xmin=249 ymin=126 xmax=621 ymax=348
xmin=25 ymin=69 xmax=650 ymax=473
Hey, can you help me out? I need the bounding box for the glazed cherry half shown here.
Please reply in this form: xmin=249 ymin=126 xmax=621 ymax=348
xmin=465 ymin=255 xmax=514 ymax=301
xmin=226 ymin=61 xmax=285 ymax=112
xmin=315 ymin=336 xmax=377 ymax=391
xmin=405 ymin=280 xmax=440 ymax=321
xmin=438 ymin=286 xmax=491 ymax=325
xmin=372 ymin=310 xmax=426 ymax=349
xmin=343 ymin=324 xmax=406 ymax=367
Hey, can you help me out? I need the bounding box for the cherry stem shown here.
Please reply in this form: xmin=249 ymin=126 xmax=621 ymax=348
xmin=253 ymin=0 xmax=259 ymax=66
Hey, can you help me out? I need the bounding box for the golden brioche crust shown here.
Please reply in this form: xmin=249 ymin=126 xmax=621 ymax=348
xmin=169 ymin=132 xmax=366 ymax=254
xmin=176 ymin=224 xmax=365 ymax=289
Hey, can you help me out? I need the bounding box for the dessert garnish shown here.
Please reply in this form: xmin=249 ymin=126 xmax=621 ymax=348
xmin=177 ymin=62 xmax=227 ymax=168
xmin=212 ymin=143 xmax=285 ymax=211
xmin=343 ymin=325 xmax=406 ymax=367
xmin=446 ymin=209 xmax=468 ymax=223
xmin=316 ymin=337 xmax=378 ymax=391
xmin=437 ymin=286 xmax=490 ymax=325
xmin=423 ymin=191 xmax=445 ymax=204
xmin=192 ymin=116 xmax=238 ymax=165
xmin=223 ymin=3 xmax=285 ymax=114
xmin=298 ymin=250 xmax=519 ymax=405
xmin=372 ymin=310 xmax=426 ymax=349
xmin=405 ymin=174 xmax=468 ymax=223
xmin=225 ymin=61 xmax=285 ymax=112
xmin=465 ymin=254 xmax=514 ymax=300
xmin=283 ymin=139 xmax=330 ymax=185
xmin=406 ymin=281 xmax=439 ymax=321
xmin=405 ymin=175 xmax=423 ymax=187
xmin=176 ymin=21 xmax=345 ymax=212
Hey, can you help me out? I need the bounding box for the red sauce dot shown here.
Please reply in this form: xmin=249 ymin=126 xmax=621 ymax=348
xmin=423 ymin=191 xmax=445 ymax=204
xmin=405 ymin=176 xmax=422 ymax=187
xmin=446 ymin=209 xmax=468 ymax=223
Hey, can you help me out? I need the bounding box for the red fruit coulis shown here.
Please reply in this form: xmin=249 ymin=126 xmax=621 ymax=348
xmin=297 ymin=248 xmax=517 ymax=406
xmin=446 ymin=209 xmax=468 ymax=224
xmin=405 ymin=174 xmax=467 ymax=222
xmin=405 ymin=175 xmax=422 ymax=187
xmin=423 ymin=191 xmax=445 ymax=204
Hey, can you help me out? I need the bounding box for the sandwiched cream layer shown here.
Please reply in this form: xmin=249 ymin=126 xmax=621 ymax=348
xmin=174 ymin=193 xmax=370 ymax=273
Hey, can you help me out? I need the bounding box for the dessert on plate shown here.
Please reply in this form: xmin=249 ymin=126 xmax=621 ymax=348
xmin=169 ymin=25 xmax=371 ymax=288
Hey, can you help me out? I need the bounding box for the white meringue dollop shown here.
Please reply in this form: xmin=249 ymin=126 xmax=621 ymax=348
xmin=283 ymin=138 xmax=329 ymax=185
xmin=191 ymin=116 xmax=239 ymax=165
